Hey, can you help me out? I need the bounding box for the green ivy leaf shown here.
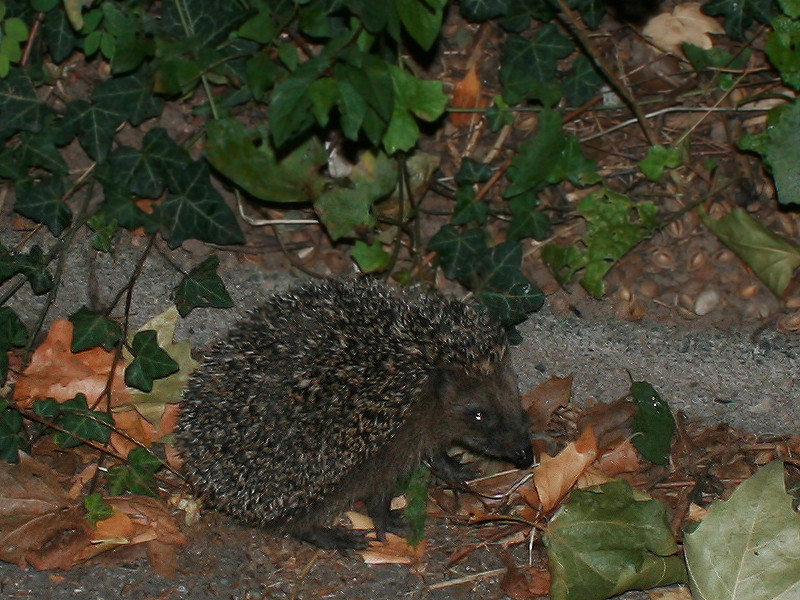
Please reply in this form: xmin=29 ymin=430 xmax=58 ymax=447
xmin=59 ymin=99 xmax=124 ymax=162
xmin=0 ymin=68 xmax=52 ymax=132
xmin=69 ymin=306 xmax=122 ymax=352
xmin=84 ymin=492 xmax=114 ymax=526
xmin=508 ymin=193 xmax=551 ymax=242
xmin=428 ymin=225 xmax=488 ymax=280
xmin=17 ymin=130 xmax=69 ymax=175
xmin=451 ymin=186 xmax=488 ymax=225
xmin=87 ymin=212 xmax=118 ymax=252
xmin=14 ymin=176 xmax=72 ymax=236
xmin=504 ymin=109 xmax=566 ymax=197
xmin=352 ymin=240 xmax=392 ymax=273
xmin=563 ymin=54 xmax=603 ymax=106
xmin=93 ymin=69 xmax=164 ymax=126
xmin=639 ymin=144 xmax=683 ymax=181
xmin=34 ymin=394 xmax=113 ymax=448
xmin=0 ymin=399 xmax=24 ymax=463
xmin=0 ymin=307 xmax=27 ymax=349
xmin=109 ymin=127 xmax=190 ymax=198
xmin=125 ymin=330 xmax=180 ymax=392
xmin=395 ymin=0 xmax=446 ymax=51
xmin=500 ymin=25 xmax=573 ymax=105
xmin=161 ymin=161 xmax=245 ymax=248
xmin=106 ymin=447 xmax=161 ymax=496
xmin=702 ymin=0 xmax=776 ymax=40
xmin=455 ymin=158 xmax=493 ymax=185
xmin=174 ymin=256 xmax=233 ymax=317
xmin=630 ymin=381 xmax=674 ymax=465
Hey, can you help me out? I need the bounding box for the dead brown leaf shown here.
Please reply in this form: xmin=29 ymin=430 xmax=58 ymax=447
xmin=594 ymin=438 xmax=641 ymax=476
xmin=450 ymin=65 xmax=483 ymax=128
xmin=14 ymin=319 xmax=129 ymax=410
xmin=523 ymin=376 xmax=573 ymax=429
xmin=643 ymin=2 xmax=725 ymax=54
xmin=500 ymin=551 xmax=550 ymax=599
xmin=532 ymin=427 xmax=598 ymax=512
xmin=0 ymin=453 xmax=91 ymax=569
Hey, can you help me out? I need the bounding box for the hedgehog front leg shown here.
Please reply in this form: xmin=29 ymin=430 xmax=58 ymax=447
xmin=294 ymin=526 xmax=370 ymax=551
xmin=428 ymin=450 xmax=476 ymax=486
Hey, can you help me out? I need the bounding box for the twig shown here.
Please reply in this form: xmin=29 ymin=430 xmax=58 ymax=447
xmin=428 ymin=568 xmax=506 ymax=590
xmin=553 ymin=0 xmax=658 ymax=146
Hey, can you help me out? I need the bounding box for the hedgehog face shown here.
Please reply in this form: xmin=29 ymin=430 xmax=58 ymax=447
xmin=434 ymin=358 xmax=534 ymax=469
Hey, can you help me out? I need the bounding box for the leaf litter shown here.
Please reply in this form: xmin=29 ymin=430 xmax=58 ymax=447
xmin=1 ymin=299 xmax=799 ymax=598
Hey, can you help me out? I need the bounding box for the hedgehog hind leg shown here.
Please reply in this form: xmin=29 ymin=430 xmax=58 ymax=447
xmin=293 ymin=526 xmax=370 ymax=551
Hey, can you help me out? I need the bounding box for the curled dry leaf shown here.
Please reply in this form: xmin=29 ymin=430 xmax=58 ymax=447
xmin=0 ymin=453 xmax=91 ymax=569
xmin=643 ymin=2 xmax=725 ymax=54
xmin=593 ymin=438 xmax=641 ymax=477
xmin=14 ymin=320 xmax=130 ymax=410
xmin=532 ymin=427 xmax=598 ymax=513
xmin=523 ymin=375 xmax=573 ymax=430
xmin=450 ymin=65 xmax=483 ymax=128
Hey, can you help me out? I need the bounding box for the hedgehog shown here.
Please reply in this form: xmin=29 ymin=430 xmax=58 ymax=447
xmin=176 ymin=277 xmax=534 ymax=549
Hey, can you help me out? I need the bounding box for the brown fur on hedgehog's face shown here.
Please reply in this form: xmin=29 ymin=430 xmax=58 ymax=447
xmin=431 ymin=357 xmax=534 ymax=469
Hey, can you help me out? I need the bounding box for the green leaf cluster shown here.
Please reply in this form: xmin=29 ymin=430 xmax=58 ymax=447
xmin=543 ymin=189 xmax=658 ymax=298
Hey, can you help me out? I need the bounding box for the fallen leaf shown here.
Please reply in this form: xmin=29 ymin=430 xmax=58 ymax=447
xmin=0 ymin=453 xmax=90 ymax=569
xmin=643 ymin=2 xmax=725 ymax=54
xmin=685 ymin=460 xmax=800 ymax=600
xmin=594 ymin=438 xmax=641 ymax=476
xmin=524 ymin=375 xmax=573 ymax=429
xmin=451 ymin=65 xmax=483 ymax=128
xmin=532 ymin=427 xmax=598 ymax=512
xmin=14 ymin=320 xmax=129 ymax=409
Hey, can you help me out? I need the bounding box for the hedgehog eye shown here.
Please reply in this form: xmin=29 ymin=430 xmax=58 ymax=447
xmin=473 ymin=410 xmax=485 ymax=422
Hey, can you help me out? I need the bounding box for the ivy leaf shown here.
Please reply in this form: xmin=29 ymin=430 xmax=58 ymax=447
xmin=106 ymin=447 xmax=161 ymax=496
xmin=460 ymin=0 xmax=509 ymax=21
xmin=702 ymin=0 xmax=777 ymax=40
xmin=0 ymin=399 xmax=24 ymax=462
xmin=109 ymin=127 xmax=190 ymax=198
xmin=93 ymin=68 xmax=163 ymax=126
xmin=69 ymin=306 xmax=122 ymax=352
xmin=685 ymin=460 xmax=800 ymax=600
xmin=0 ymin=307 xmax=26 ymax=349
xmin=428 ymin=225 xmax=488 ymax=280
xmin=455 ymin=158 xmax=492 ymax=185
xmin=16 ymin=130 xmax=68 ymax=175
xmin=41 ymin=7 xmax=81 ymax=64
xmin=352 ymin=240 xmax=392 ymax=273
xmin=59 ymin=99 xmax=124 ymax=162
xmin=125 ymin=330 xmax=180 ymax=392
xmin=396 ymin=0 xmax=447 ymax=51
xmin=0 ymin=68 xmax=52 ymax=133
xmin=451 ymin=186 xmax=488 ymax=226
xmin=83 ymin=492 xmax=114 ymax=526
xmin=504 ymin=109 xmax=566 ymax=197
xmin=174 ymin=256 xmax=233 ymax=317
xmin=630 ymin=381 xmax=674 ymax=465
xmin=161 ymin=161 xmax=245 ymax=248
xmin=14 ymin=176 xmax=72 ymax=236
xmin=563 ymin=54 xmax=603 ymax=106
xmin=639 ymin=145 xmax=683 ymax=181
xmin=508 ymin=193 xmax=551 ymax=242
xmin=501 ymin=25 xmax=573 ymax=105
xmin=34 ymin=394 xmax=113 ymax=448
xmin=762 ymin=100 xmax=800 ymax=205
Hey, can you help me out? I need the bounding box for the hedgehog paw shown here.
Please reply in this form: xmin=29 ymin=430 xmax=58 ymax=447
xmin=294 ymin=526 xmax=370 ymax=551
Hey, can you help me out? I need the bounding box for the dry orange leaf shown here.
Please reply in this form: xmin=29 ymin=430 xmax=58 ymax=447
xmin=451 ymin=65 xmax=483 ymax=128
xmin=593 ymin=437 xmax=641 ymax=476
xmin=532 ymin=427 xmax=598 ymax=512
xmin=14 ymin=319 xmax=129 ymax=410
